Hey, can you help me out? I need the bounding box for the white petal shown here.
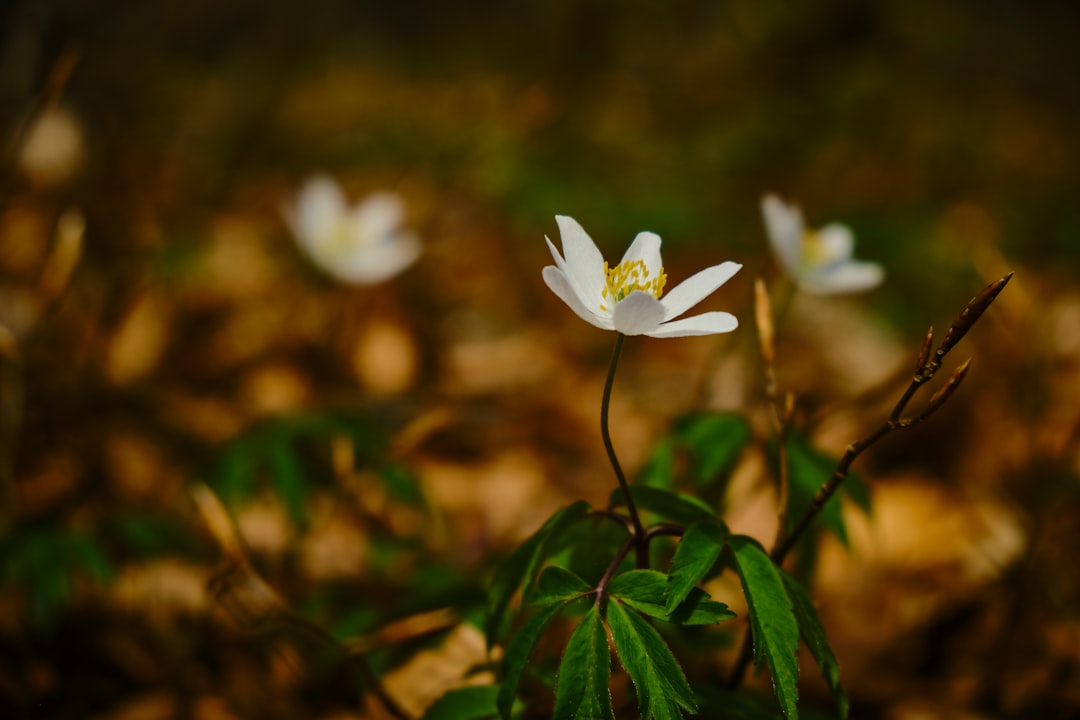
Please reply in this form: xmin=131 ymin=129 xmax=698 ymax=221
xmin=545 ymin=234 xmax=590 ymax=309
xmin=645 ymin=311 xmax=739 ymax=338
xmin=292 ymin=176 xmax=347 ymax=251
xmin=352 ymin=192 xmax=406 ymax=237
xmin=813 ymin=223 xmax=855 ymax=265
xmin=611 ymin=291 xmax=666 ymax=335
xmin=544 ymin=236 xmax=567 ymax=269
xmin=660 ymin=261 xmax=742 ymax=320
xmin=555 ymin=215 xmax=607 ymax=312
xmin=802 ymin=261 xmax=884 ymax=295
xmin=543 ymin=265 xmax=614 ymax=330
xmin=332 ymin=233 xmax=421 ymax=284
xmin=618 ymin=231 xmax=663 ymax=281
xmin=761 ymin=194 xmax=803 ymax=275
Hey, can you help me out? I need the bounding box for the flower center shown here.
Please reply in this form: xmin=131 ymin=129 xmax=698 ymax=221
xmin=600 ymin=259 xmax=667 ymax=311
xmin=800 ymin=230 xmax=830 ymax=268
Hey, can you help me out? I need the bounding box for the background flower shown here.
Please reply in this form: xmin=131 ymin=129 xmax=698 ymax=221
xmin=762 ymin=194 xmax=884 ymax=295
xmin=543 ymin=215 xmax=741 ymax=337
xmin=285 ymin=175 xmax=420 ymax=285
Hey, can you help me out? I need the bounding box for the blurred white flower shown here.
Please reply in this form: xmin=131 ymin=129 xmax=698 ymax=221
xmin=542 ymin=215 xmax=741 ymax=337
xmin=761 ymin=194 xmax=884 ymax=294
xmin=284 ymin=176 xmax=420 ymax=285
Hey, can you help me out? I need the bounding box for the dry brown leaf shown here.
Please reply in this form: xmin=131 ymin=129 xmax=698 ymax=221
xmin=300 ymin=494 xmax=370 ymax=581
xmin=103 ymin=429 xmax=184 ymax=501
xmin=104 ymin=290 xmax=172 ymax=385
xmin=443 ymin=329 xmax=557 ymax=394
xmin=239 ymin=362 xmax=311 ymax=417
xmin=110 ymin=558 xmax=209 ymax=618
xmin=380 ymin=623 xmax=492 ymax=718
xmin=18 ymin=105 xmax=85 ymax=188
xmin=417 ymin=449 xmax=560 ymax=549
xmin=350 ymin=317 xmax=419 ymax=395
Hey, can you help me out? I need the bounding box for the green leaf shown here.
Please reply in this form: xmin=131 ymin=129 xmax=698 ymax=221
xmin=266 ymin=434 xmax=308 ymax=528
xmin=68 ymin=533 xmax=112 ymax=584
xmin=498 ymin=599 xmax=573 ymax=719
xmin=784 ymin=435 xmax=869 ymax=548
xmin=694 ymin=685 xmax=786 ymax=719
xmin=673 ymin=412 xmax=752 ymax=487
xmin=729 ymin=535 xmax=800 ymax=720
xmin=379 ymin=463 xmax=425 ymax=507
xmin=781 ymin=571 xmax=848 ymax=720
xmin=665 ymin=520 xmax=728 ymax=613
xmin=423 ymin=685 xmax=501 ymax=720
xmin=561 ymin=516 xmax=631 ymax=586
xmin=607 ymin=600 xmax=697 ymax=719
xmin=553 ymin=603 xmax=614 ymax=720
xmin=611 ymin=486 xmax=715 ymax=526
xmin=608 ymin=569 xmax=734 ymax=626
xmin=211 ymin=438 xmax=259 ymax=504
xmin=113 ymin=513 xmax=199 ymax=559
xmin=485 ymin=501 xmax=591 ymax=647
xmin=532 ymin=566 xmax=593 ymax=605
xmin=635 ymin=437 xmax=676 ymax=489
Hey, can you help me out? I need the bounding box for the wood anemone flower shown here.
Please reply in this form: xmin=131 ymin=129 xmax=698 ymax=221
xmin=542 ymin=215 xmax=742 ymax=337
xmin=284 ymin=175 xmax=420 ymax=285
xmin=761 ymin=194 xmax=884 ymax=295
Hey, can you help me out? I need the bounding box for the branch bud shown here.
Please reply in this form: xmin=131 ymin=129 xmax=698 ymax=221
xmin=935 ymin=273 xmax=1012 ymax=361
xmin=916 ymin=326 xmax=934 ymax=373
xmin=922 ymin=358 xmax=971 ymax=419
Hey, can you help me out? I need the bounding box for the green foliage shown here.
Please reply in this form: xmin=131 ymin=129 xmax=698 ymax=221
xmin=636 ymin=437 xmax=677 ymax=489
xmin=553 ymin=603 xmax=615 ymax=720
xmin=266 ymin=432 xmax=309 ymax=528
xmin=378 ymin=462 xmax=425 ymax=507
xmin=665 ymin=520 xmax=729 ymax=614
xmin=613 ymin=486 xmax=715 ymax=526
xmin=559 ymin=515 xmax=635 ymax=587
xmin=635 ymin=412 xmax=752 ymax=499
xmin=208 ymin=410 xmax=420 ymax=528
xmin=532 ymin=566 xmax=593 ymax=605
xmin=487 ymin=420 xmax=856 ymax=719
xmin=783 ymin=434 xmax=871 ymax=548
xmin=729 ymin=535 xmax=801 ymax=720
xmin=694 ymin=686 xmax=785 ymax=719
xmin=499 ymin=600 xmax=577 ymax=719
xmin=607 ymin=600 xmax=697 ymax=720
xmin=423 ymin=685 xmax=510 ymax=720
xmin=671 ymin=412 xmax=753 ymax=492
xmin=485 ymin=501 xmax=592 ymax=647
xmin=781 ymin=571 xmax=849 ymax=720
xmin=111 ymin=512 xmax=202 ymax=559
xmin=607 ymin=569 xmax=734 ymax=626
xmin=1 ymin=526 xmax=112 ymax=626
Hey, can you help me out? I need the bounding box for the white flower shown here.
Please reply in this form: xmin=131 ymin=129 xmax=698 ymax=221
xmin=284 ymin=175 xmax=420 ymax=285
xmin=761 ymin=194 xmax=884 ymax=294
xmin=542 ymin=215 xmax=741 ymax=337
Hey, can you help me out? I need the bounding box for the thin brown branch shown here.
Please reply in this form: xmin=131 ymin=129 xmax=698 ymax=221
xmin=729 ymin=273 xmax=1012 ymax=690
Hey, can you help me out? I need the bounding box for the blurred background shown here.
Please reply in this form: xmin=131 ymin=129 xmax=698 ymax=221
xmin=1 ymin=0 xmax=1079 ymax=718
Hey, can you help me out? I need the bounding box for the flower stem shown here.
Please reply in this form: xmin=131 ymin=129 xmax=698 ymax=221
xmin=601 ymin=333 xmax=645 ymax=541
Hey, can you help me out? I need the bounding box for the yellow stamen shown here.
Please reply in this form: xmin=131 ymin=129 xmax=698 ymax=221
xmin=801 ymin=230 xmax=828 ymax=267
xmin=599 ymin=259 xmax=667 ymax=312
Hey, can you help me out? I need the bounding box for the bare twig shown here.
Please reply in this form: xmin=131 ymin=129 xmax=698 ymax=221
xmin=728 ymin=273 xmax=1012 ymax=690
xmin=773 ymin=273 xmax=1011 ymax=565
